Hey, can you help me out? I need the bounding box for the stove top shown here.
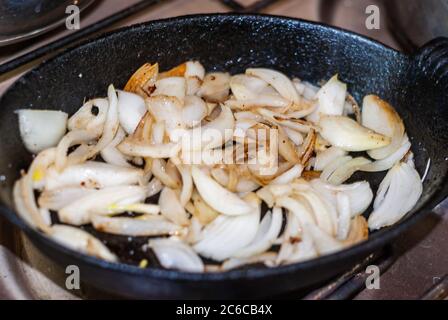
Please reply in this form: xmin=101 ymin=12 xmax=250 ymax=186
xmin=0 ymin=0 xmax=447 ymax=300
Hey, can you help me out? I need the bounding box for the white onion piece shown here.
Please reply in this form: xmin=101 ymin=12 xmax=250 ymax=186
xmin=319 ymin=115 xmax=391 ymax=152
xmin=225 ymin=95 xmax=290 ymax=109
xmin=222 ymin=252 xmax=277 ymax=270
xmin=68 ymin=98 xmax=108 ymax=136
xmin=336 ymin=193 xmax=351 ymax=240
xmin=149 ymin=238 xmax=204 ymax=272
xmin=147 ymin=177 xmax=163 ymax=197
xmin=297 ymin=190 xmax=337 ymax=236
xmin=283 ymin=127 xmax=303 ymax=146
xmin=153 ymin=77 xmax=186 ymax=103
xmin=13 ymin=178 xmax=38 ymax=228
xmin=185 ymin=61 xmax=205 ymax=79
xmin=327 ymin=157 xmax=371 ymax=185
xmin=118 ymin=140 xmax=181 ymax=158
xmin=91 ymin=215 xmax=182 ymax=236
xmin=117 ymin=90 xmax=146 ymax=134
xmin=17 ymin=109 xmax=68 ymax=154
xmin=54 ymin=129 xmax=97 ymax=170
xmin=271 ymin=164 xmax=303 ymax=185
xmin=146 ymin=95 xmax=184 ymax=140
xmin=58 ymin=185 xmax=147 ymax=225
xmin=179 ymin=105 xmax=235 ymax=151
xmin=100 ymin=128 xmax=131 ymax=167
xmin=45 ymin=161 xmax=143 ymax=190
xmin=368 ymin=162 xmax=423 ymax=230
xmin=361 ymin=135 xmax=411 ymax=172
xmin=310 ymin=179 xmax=373 ymax=217
xmin=284 ymin=228 xmax=318 ymax=264
xmin=151 ymin=159 xmax=181 ymax=189
xmin=197 ymin=72 xmax=230 ymax=102
xmin=246 ymin=68 xmax=300 ymax=104
xmin=275 ymin=196 xmax=315 ymax=231
xmin=182 ymin=96 xmax=207 ymax=128
xmin=50 ymin=225 xmax=117 ymax=262
xmin=314 ymin=146 xmax=347 ymax=171
xmin=362 ymin=95 xmax=405 ymax=160
xmin=234 ymin=207 xmax=282 ymax=258
xmin=230 ymin=74 xmax=269 ymax=100
xmin=159 ymin=187 xmax=190 ymax=226
xmin=193 ymin=194 xmax=260 ymax=261
xmin=191 ymin=166 xmax=253 ymax=216
xmin=307 ymin=223 xmax=344 ymax=255
xmin=175 ymin=164 xmax=193 ymax=206
xmin=38 ymin=187 xmax=95 ymax=211
xmin=211 ymin=168 xmax=259 ymax=193
xmin=320 ymin=156 xmax=352 ymax=182
xmin=307 ymin=75 xmax=347 ymax=123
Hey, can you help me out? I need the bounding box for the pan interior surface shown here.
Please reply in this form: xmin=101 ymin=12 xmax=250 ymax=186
xmin=0 ymin=14 xmax=447 ymax=297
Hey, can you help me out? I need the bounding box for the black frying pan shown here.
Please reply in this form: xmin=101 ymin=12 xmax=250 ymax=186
xmin=0 ymin=14 xmax=447 ymax=299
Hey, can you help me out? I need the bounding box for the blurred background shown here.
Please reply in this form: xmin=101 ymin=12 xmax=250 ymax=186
xmin=0 ymin=0 xmax=447 ymax=300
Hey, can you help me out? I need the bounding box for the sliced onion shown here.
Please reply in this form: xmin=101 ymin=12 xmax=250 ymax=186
xmin=275 ymin=196 xmax=315 ymax=231
xmin=151 ymin=159 xmax=181 ymax=189
xmin=222 ymin=252 xmax=277 ymax=270
xmin=211 ymin=168 xmax=259 ymax=193
xmin=182 ymin=95 xmax=207 ymax=128
xmin=230 ymin=74 xmax=269 ymax=100
xmin=54 ymin=129 xmax=97 ymax=170
xmin=336 ymin=192 xmax=351 ymax=240
xmin=246 ymin=68 xmax=300 ymax=104
xmin=283 ymin=127 xmax=303 ymax=146
xmin=368 ymin=161 xmax=423 ymax=230
xmin=193 ymin=193 xmax=260 ymax=261
xmin=45 ymin=161 xmax=143 ymax=190
xmin=191 ymin=191 xmax=219 ymax=225
xmin=49 ymin=224 xmax=117 ymax=262
xmin=326 ymin=157 xmax=371 ymax=185
xmin=319 ymin=115 xmax=391 ymax=152
xmin=197 ymin=72 xmax=230 ymax=102
xmin=91 ymin=215 xmax=182 ymax=236
xmin=271 ymin=164 xmax=303 ymax=185
xmin=146 ymin=95 xmax=184 ymax=140
xmin=343 ymin=215 xmax=368 ymax=245
xmin=159 ymin=187 xmax=190 ymax=226
xmin=306 ymin=223 xmax=344 ymax=255
xmin=314 ymin=146 xmax=347 ymax=171
xmin=234 ymin=207 xmax=282 ymax=258
xmin=124 ymin=63 xmax=158 ymax=96
xmin=362 ymin=95 xmax=405 ymax=160
xmin=68 ymin=98 xmax=108 ymax=136
xmin=307 ymin=75 xmax=347 ymax=123
xmin=117 ymin=90 xmax=147 ymax=134
xmin=149 ymin=238 xmax=204 ymax=272
xmin=185 ymin=61 xmax=205 ymax=80
xmin=17 ymin=109 xmax=68 ymax=154
xmin=58 ymin=185 xmax=147 ymax=225
xmin=38 ymin=186 xmax=95 ymax=211
xmin=310 ymin=179 xmax=373 ymax=216
xmin=191 ymin=166 xmax=253 ymax=216
xmin=118 ymin=139 xmax=181 ymax=158
xmin=153 ymin=77 xmax=186 ymax=103
xmin=100 ymin=127 xmax=131 ymax=167
xmin=320 ymin=155 xmax=352 ymax=181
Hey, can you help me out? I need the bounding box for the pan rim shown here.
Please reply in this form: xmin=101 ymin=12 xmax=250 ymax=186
xmin=0 ymin=13 xmax=445 ymax=283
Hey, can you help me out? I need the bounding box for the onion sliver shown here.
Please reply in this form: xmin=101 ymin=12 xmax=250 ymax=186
xmin=159 ymin=187 xmax=190 ymax=226
xmin=50 ymin=224 xmax=117 ymax=262
xmin=149 ymin=238 xmax=204 ymax=272
xmin=191 ymin=166 xmax=253 ymax=216
xmin=368 ymin=161 xmax=422 ymax=230
xmin=92 ymin=215 xmax=182 ymax=236
xmin=234 ymin=207 xmax=282 ymax=258
xmin=319 ymin=115 xmax=391 ymax=152
xmin=17 ymin=109 xmax=68 ymax=154
xmin=117 ymin=90 xmax=147 ymax=134
xmin=193 ymin=193 xmax=260 ymax=261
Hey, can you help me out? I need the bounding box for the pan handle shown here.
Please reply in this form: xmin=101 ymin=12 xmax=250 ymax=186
xmin=415 ymin=37 xmax=448 ymax=88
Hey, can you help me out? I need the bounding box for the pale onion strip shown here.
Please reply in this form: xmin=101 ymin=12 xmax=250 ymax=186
xmin=149 ymin=238 xmax=204 ymax=272
xmin=225 ymin=95 xmax=290 ymax=109
xmin=191 ymin=191 xmax=219 ymax=225
xmin=146 ymin=95 xmax=184 ymax=141
xmin=306 ymin=223 xmax=345 ymax=255
xmin=361 ymin=135 xmax=411 ymax=172
xmin=327 ymin=157 xmax=371 ymax=185
xmin=153 ymin=77 xmax=186 ymax=103
xmin=118 ymin=140 xmax=181 ymax=158
xmin=234 ymin=207 xmax=283 ymax=258
xmin=13 ymin=178 xmax=38 ymax=228
xmin=49 ymin=224 xmax=117 ymax=262
xmin=281 ymin=227 xmax=318 ymax=264
xmin=45 ymin=161 xmax=143 ymax=190
xmin=275 ymin=196 xmax=315 ymax=231
xmin=54 ymin=130 xmax=97 ymax=171
xmin=38 ymin=187 xmax=95 ymax=211
xmin=117 ymin=90 xmax=147 ymax=134
xmin=368 ymin=161 xmax=423 ymax=230
xmin=176 ymin=164 xmax=193 ymax=206
xmin=68 ymin=98 xmax=108 ymax=135
xmin=246 ymin=68 xmax=300 ymax=104
xmin=151 ymin=159 xmax=181 ymax=189
xmin=191 ymin=166 xmax=253 ymax=216
xmin=320 ymin=156 xmax=352 ymax=182
xmin=197 ymin=72 xmax=230 ymax=103
xmin=100 ymin=127 xmax=131 ymax=167
xmin=147 ymin=177 xmax=163 ymax=197
xmin=283 ymin=127 xmax=303 ymax=146
xmin=103 ymin=203 xmax=160 ymax=215
xmin=314 ymin=146 xmax=347 ymax=171
xmin=319 ymin=115 xmax=391 ymax=152
xmin=91 ymin=215 xmax=181 ymax=237
xmin=222 ymin=252 xmax=277 ymax=271
xmin=182 ymin=95 xmax=207 ymax=128
xmin=336 ymin=193 xmax=351 ymax=240
xmin=159 ymin=187 xmax=190 ymax=226
xmin=271 ymin=164 xmax=303 ymax=185
xmin=58 ymin=186 xmax=147 ymax=225
xmin=210 ymin=168 xmax=259 ymax=193
xmin=193 ymin=194 xmax=260 ymax=261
